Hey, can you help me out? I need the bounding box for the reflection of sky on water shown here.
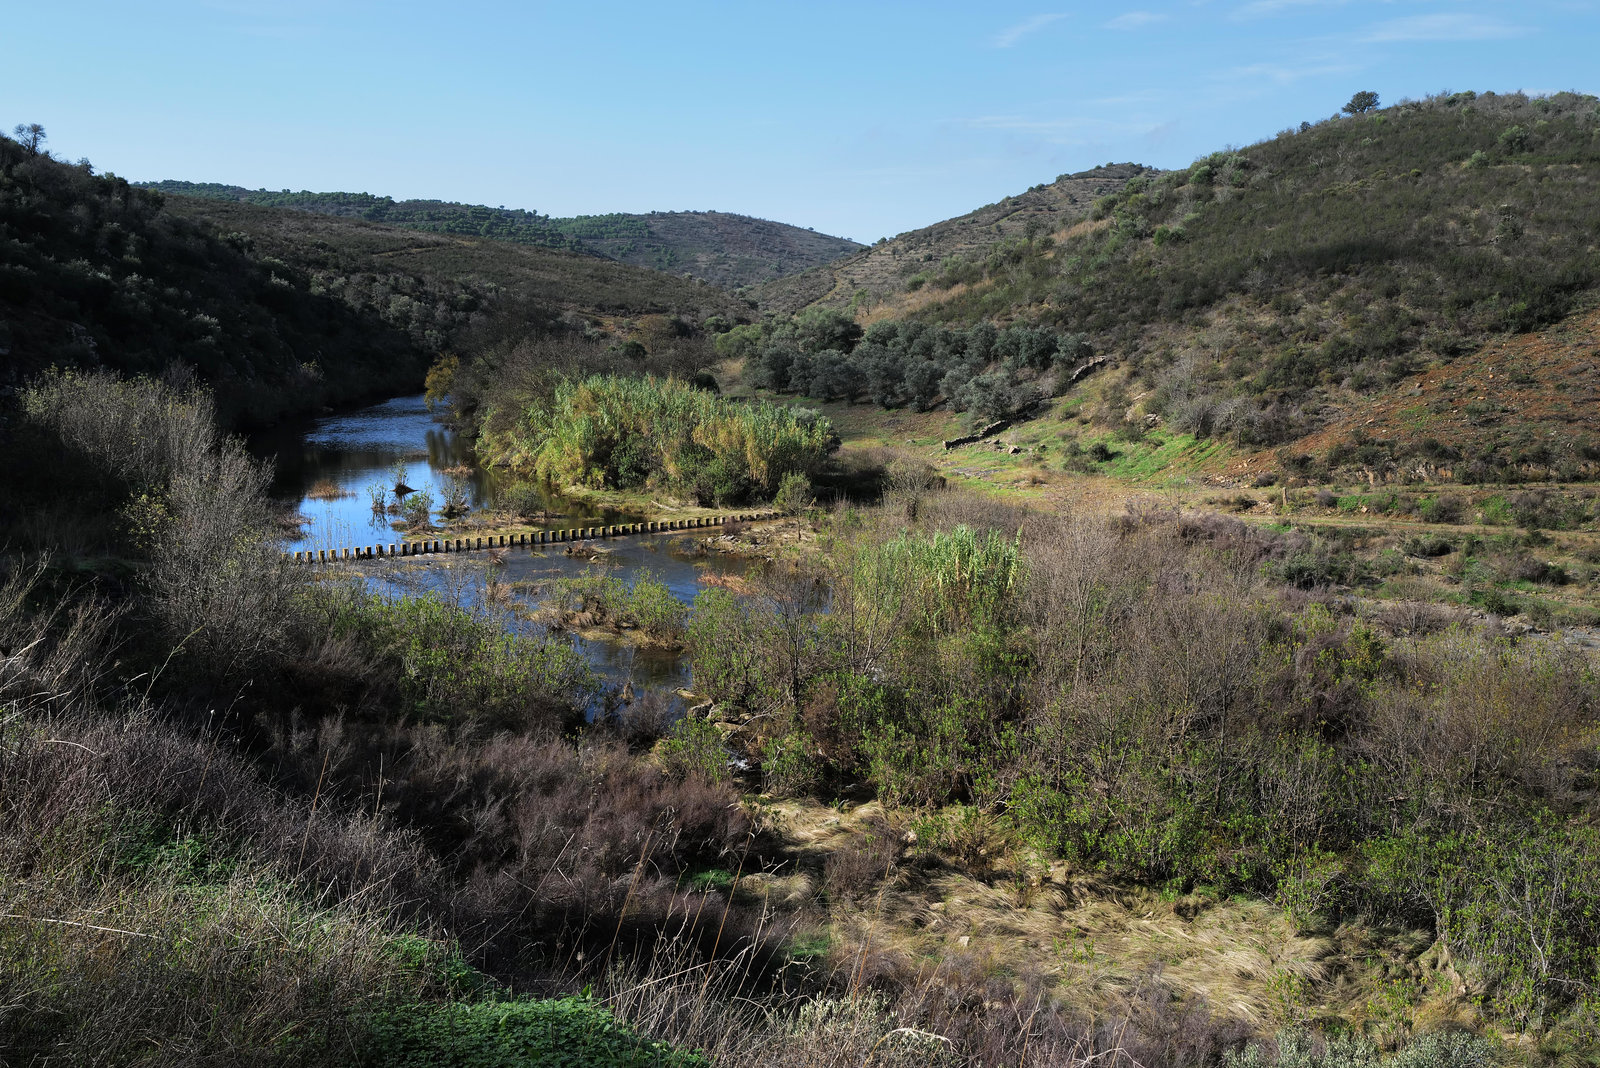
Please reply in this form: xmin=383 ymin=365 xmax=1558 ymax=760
xmin=250 ymin=393 xmax=755 ymax=711
xmin=253 ymin=394 xmax=635 ymax=553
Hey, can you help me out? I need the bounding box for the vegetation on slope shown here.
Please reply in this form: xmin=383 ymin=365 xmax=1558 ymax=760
xmin=0 ymin=133 xmax=427 ymax=425
xmin=754 ymin=163 xmax=1144 ymax=315
xmin=3 ymin=361 xmax=1597 ymax=1066
xmin=2 ymin=128 xmax=752 ymax=429
xmin=726 ymin=307 xmax=1094 ymax=424
xmin=160 ymin=195 xmax=749 ymax=361
xmin=749 ymin=91 xmax=1600 ymax=482
xmin=683 ymin=495 xmax=1600 ymax=1041
xmin=140 ymin=181 xmax=863 ymax=288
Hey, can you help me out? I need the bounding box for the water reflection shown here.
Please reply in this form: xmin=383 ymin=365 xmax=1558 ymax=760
xmin=251 ymin=393 xmax=760 ymax=710
xmin=254 ymin=394 xmax=635 ymax=552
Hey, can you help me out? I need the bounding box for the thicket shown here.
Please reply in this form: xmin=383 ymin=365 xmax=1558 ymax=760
xmin=545 ymin=569 xmax=689 ymax=646
xmin=741 ymin=308 xmax=1093 ymax=422
xmin=475 ymin=373 xmax=837 ymax=505
xmin=691 ymin=501 xmax=1600 ymax=1033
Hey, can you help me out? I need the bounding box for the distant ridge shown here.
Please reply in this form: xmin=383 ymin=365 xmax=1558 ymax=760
xmin=137 ymin=181 xmax=863 ymax=289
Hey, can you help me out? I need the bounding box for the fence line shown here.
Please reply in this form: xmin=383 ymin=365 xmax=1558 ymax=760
xmin=284 ymin=511 xmax=782 ymax=564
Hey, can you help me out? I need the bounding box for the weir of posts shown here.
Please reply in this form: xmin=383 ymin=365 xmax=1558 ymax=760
xmin=286 ymin=511 xmax=782 ymax=564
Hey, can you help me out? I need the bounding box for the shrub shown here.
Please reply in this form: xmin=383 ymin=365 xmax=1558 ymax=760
xmin=20 ymin=370 xmax=295 ymax=683
xmin=657 ymin=714 xmax=732 ymax=784
xmin=822 ymin=819 xmax=905 ymax=904
xmin=496 ymin=480 xmax=550 ymax=520
xmin=760 ymin=730 xmax=823 ymax=796
xmin=1400 ymin=534 xmax=1454 ymax=557
xmin=439 ymin=474 xmax=471 ymax=518
xmin=401 ymin=488 xmax=434 ymax=528
xmin=317 ymin=585 xmax=594 ymax=730
xmin=1227 ymin=1029 xmax=1496 ymax=1068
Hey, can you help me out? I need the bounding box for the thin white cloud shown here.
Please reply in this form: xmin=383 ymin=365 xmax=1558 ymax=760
xmin=1223 ymin=60 xmax=1358 ymax=84
xmin=1361 ymin=13 xmax=1530 ymax=42
xmin=1144 ymin=121 xmax=1180 ymax=147
xmin=991 ymin=13 xmax=1068 ymax=47
xmin=966 ymin=116 xmax=1098 ymax=132
xmin=1232 ymin=0 xmax=1349 ymax=20
xmin=1105 ymin=11 xmax=1167 ymax=29
xmin=960 ymin=113 xmax=1149 ymax=146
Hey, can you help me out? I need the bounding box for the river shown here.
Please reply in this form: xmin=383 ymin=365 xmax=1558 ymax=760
xmin=253 ymin=394 xmax=760 ymax=708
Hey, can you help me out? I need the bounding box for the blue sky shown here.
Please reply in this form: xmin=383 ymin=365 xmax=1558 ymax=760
xmin=6 ymin=1 xmax=1595 ymax=243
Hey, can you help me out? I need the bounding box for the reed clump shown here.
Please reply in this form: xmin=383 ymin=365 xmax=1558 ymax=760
xmin=478 ymin=373 xmax=837 ymax=505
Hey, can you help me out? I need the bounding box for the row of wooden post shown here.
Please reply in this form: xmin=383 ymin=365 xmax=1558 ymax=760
xmin=286 ymin=512 xmax=781 ymax=564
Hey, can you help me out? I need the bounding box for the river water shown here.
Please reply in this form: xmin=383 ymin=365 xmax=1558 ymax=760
xmin=254 ymin=394 xmax=758 ymax=706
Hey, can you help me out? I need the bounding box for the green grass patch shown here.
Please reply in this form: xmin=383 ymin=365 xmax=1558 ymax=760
xmin=363 ymin=996 xmax=706 ymax=1068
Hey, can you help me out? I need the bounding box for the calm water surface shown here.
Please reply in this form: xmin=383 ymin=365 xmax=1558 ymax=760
xmin=253 ymin=393 xmax=757 ymax=705
xmin=255 ymin=394 xmax=632 ymax=553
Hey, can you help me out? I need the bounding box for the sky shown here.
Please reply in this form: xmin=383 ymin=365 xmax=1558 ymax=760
xmin=6 ymin=1 xmax=1596 ymax=243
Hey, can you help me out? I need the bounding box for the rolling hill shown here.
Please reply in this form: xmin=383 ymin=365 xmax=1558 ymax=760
xmin=137 ymin=181 xmax=863 ymax=289
xmin=0 ymin=137 xmax=749 ymax=427
xmin=752 ymin=163 xmax=1149 ymax=315
xmin=746 ymin=91 xmax=1600 ymax=484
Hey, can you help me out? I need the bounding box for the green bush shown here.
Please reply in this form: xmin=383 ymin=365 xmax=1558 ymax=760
xmin=760 ymin=730 xmax=823 ymax=796
xmin=363 ymin=995 xmax=706 ymax=1067
xmin=548 ymin=570 xmax=687 ymax=646
xmin=657 ymin=714 xmax=732 ymax=784
xmin=687 ymin=588 xmax=780 ymax=709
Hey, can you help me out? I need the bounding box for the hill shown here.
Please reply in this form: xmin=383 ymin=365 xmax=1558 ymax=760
xmin=0 ymin=138 xmax=426 ymax=425
xmin=751 ymin=163 xmax=1148 ymax=315
xmin=554 ymin=209 xmax=863 ymax=289
xmin=0 ymin=132 xmax=749 ymax=427
xmin=138 ymin=181 xmax=863 ymax=289
xmin=744 ymin=91 xmax=1600 ymax=484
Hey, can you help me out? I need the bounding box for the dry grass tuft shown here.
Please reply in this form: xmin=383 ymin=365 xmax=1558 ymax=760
xmin=307 ymin=478 xmax=354 ymax=501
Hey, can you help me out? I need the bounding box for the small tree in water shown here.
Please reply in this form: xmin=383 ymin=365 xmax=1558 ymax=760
xmin=774 ymin=471 xmax=814 ymax=539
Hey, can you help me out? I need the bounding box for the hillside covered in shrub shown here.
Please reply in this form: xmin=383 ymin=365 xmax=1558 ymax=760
xmin=747 ymin=91 xmax=1600 ymax=480
xmin=0 ymin=134 xmax=428 ymax=424
xmin=141 ymin=181 xmax=863 ymax=288
xmin=1 ymin=129 xmax=750 ymax=428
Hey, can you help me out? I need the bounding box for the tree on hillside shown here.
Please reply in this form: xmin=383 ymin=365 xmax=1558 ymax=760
xmin=11 ymin=123 xmax=46 ymax=154
xmin=1342 ymin=91 xmax=1380 ymax=115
